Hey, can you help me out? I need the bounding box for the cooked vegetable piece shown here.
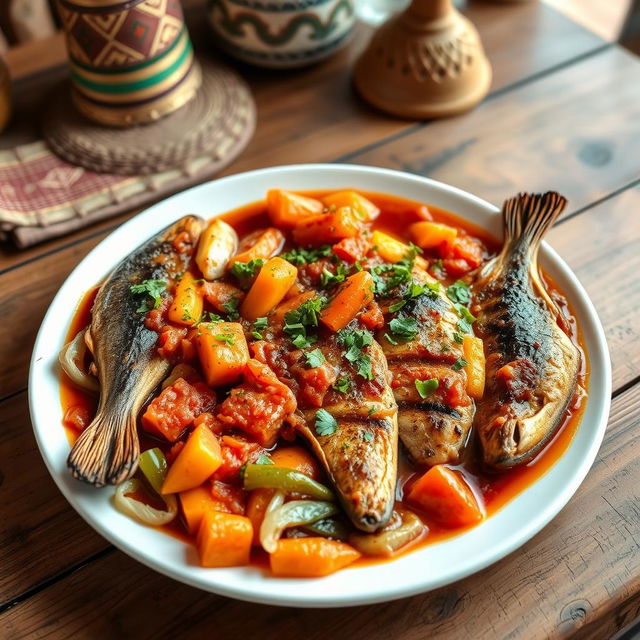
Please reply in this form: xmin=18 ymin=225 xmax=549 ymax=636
xmin=405 ymin=465 xmax=484 ymax=528
xmin=332 ymin=234 xmax=372 ymax=263
xmin=195 ymin=322 xmax=249 ymax=387
xmin=267 ymin=189 xmax=324 ymax=227
xmin=161 ymin=424 xmax=223 ymax=494
xmin=197 ymin=511 xmax=253 ymax=567
xmin=323 ymin=191 xmax=380 ymax=221
xmin=138 ymin=448 xmax=168 ymax=494
xmin=349 ymin=509 xmax=424 ymax=556
xmin=320 ymin=270 xmax=374 ymax=332
xmin=409 ymin=221 xmax=457 ymax=249
xmin=301 ymin=518 xmax=350 ymax=541
xmin=260 ymin=499 xmax=338 ymax=552
xmin=246 ymin=488 xmax=275 ymax=545
xmin=168 ymin=272 xmax=204 ymax=326
xmin=462 ymin=335 xmax=486 ymax=399
xmin=371 ymin=230 xmax=428 ymax=270
xmin=59 ymin=329 xmax=99 ymax=392
xmin=141 ymin=378 xmax=216 ymax=442
xmin=195 ymin=219 xmax=238 ymax=280
xmin=240 ymin=256 xmax=298 ymax=321
xmin=242 ymin=464 xmax=334 ymax=500
xmin=292 ymin=207 xmax=361 ymax=246
xmin=179 ymin=485 xmax=219 ymax=534
xmin=269 ymin=538 xmax=361 ymax=577
xmin=270 ymin=445 xmax=322 ymax=480
xmin=114 ymin=478 xmax=177 ymax=525
xmin=228 ymin=227 xmax=285 ymax=266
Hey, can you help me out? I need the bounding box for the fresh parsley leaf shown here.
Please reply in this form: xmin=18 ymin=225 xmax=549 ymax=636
xmin=292 ymin=333 xmax=317 ymax=349
xmin=384 ymin=332 xmax=399 ymax=346
xmin=356 ymin=354 xmax=373 ymax=380
xmin=447 ymin=280 xmax=471 ymax=305
xmin=388 ymin=316 xmax=418 ymax=342
xmin=363 ymin=431 xmax=374 ymax=442
xmin=222 ymin=297 xmax=240 ymax=320
xmin=214 ymin=333 xmax=236 ymax=345
xmin=452 ymin=358 xmax=468 ymax=371
xmin=389 ymin=299 xmax=406 ymax=313
xmin=255 ymin=454 xmax=274 ymax=465
xmin=304 ymin=348 xmax=326 ymax=368
xmin=130 ymin=279 xmax=166 ymax=311
xmin=284 ymin=297 xmax=325 ymax=347
xmin=452 ymin=332 xmax=464 ymax=344
xmin=280 ymin=245 xmax=332 ymax=266
xmin=354 ymin=261 xmax=364 ymax=272
xmin=320 ymin=263 xmax=347 ymax=288
xmin=415 ymin=378 xmax=439 ymax=398
xmin=333 ymin=377 xmax=352 ymax=393
xmin=337 ymin=329 xmax=374 ymax=380
xmin=251 ymin=316 xmax=268 ymax=340
xmin=367 ymin=406 xmax=376 ymax=415
xmin=315 ymin=408 xmax=338 ymax=436
xmin=441 ymin=344 xmax=450 ymax=352
xmin=230 ymin=259 xmax=265 ymax=281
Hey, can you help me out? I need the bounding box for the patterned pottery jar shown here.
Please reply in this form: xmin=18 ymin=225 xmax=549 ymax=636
xmin=57 ymin=0 xmax=202 ymax=127
xmin=208 ymin=0 xmax=356 ymax=69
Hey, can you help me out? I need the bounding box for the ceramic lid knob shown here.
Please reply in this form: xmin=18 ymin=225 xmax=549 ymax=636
xmin=353 ymin=0 xmax=492 ymax=119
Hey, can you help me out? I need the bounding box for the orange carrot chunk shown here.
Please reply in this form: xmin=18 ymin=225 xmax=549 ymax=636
xmin=267 ymin=189 xmax=324 ymax=228
xmin=195 ymin=322 xmax=249 ymax=387
xmin=322 ymin=190 xmax=380 ymax=221
xmin=405 ymin=465 xmax=484 ymax=528
xmin=409 ymin=221 xmax=458 ymax=250
xmin=240 ymin=256 xmax=298 ymax=321
xmin=270 ymin=445 xmax=322 ymax=481
xmin=179 ymin=485 xmax=219 ymax=534
xmin=167 ymin=272 xmax=203 ymax=326
xmin=161 ymin=424 xmax=223 ymax=494
xmin=292 ymin=207 xmax=361 ymax=246
xmin=270 ymin=538 xmax=361 ymax=577
xmin=320 ymin=270 xmax=374 ymax=332
xmin=197 ymin=511 xmax=253 ymax=568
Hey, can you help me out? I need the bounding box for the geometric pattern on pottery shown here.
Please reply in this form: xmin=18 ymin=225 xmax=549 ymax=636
xmin=208 ymin=0 xmax=353 ymax=47
xmin=59 ymin=0 xmax=184 ymax=70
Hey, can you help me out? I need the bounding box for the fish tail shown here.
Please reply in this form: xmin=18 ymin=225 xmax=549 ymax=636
xmin=67 ymin=410 xmax=139 ymax=487
xmin=502 ymin=192 xmax=568 ymax=254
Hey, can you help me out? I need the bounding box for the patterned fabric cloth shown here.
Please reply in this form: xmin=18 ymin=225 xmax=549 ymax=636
xmin=0 ymin=140 xmax=220 ymax=247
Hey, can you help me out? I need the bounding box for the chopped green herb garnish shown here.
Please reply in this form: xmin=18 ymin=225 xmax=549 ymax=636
xmin=337 ymin=329 xmax=374 ymax=380
xmin=452 ymin=358 xmax=468 ymax=371
xmin=441 ymin=344 xmax=450 ymax=352
xmin=292 ymin=333 xmax=318 ymax=349
xmin=284 ymin=297 xmax=326 ymax=347
xmin=182 ymin=310 xmax=193 ymax=322
xmin=446 ymin=280 xmax=471 ymax=305
xmin=304 ymin=348 xmax=326 ymax=368
xmin=280 ymin=245 xmax=332 ymax=266
xmin=214 ymin=333 xmax=236 ymax=345
xmin=333 ymin=377 xmax=352 ymax=393
xmin=222 ymin=297 xmax=240 ymax=320
xmin=384 ymin=332 xmax=399 ymax=346
xmin=255 ymin=454 xmax=274 ymax=465
xmin=415 ymin=378 xmax=439 ymax=398
xmin=320 ymin=263 xmax=348 ymax=288
xmin=387 ymin=316 xmax=419 ymax=342
xmin=367 ymin=406 xmax=376 ymax=416
xmin=251 ymin=316 xmax=268 ymax=340
xmin=130 ymin=279 xmax=166 ymax=312
xmin=452 ymin=332 xmax=464 ymax=344
xmin=315 ymin=408 xmax=338 ymax=436
xmin=230 ymin=259 xmax=265 ymax=282
xmin=363 ymin=431 xmax=374 ymax=443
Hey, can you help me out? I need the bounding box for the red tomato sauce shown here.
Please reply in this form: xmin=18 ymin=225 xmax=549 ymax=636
xmin=60 ymin=190 xmax=589 ymax=568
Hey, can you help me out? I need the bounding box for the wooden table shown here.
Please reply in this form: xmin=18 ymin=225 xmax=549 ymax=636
xmin=1 ymin=3 xmax=639 ymax=638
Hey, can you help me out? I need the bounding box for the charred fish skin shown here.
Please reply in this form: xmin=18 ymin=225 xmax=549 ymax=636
xmin=379 ymin=271 xmax=475 ymax=467
xmin=474 ymin=192 xmax=581 ymax=469
xmin=298 ymin=337 xmax=398 ymax=533
xmin=68 ymin=216 xmax=204 ymax=487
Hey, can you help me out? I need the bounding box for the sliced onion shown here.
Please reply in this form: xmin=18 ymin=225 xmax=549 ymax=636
xmin=59 ymin=329 xmax=99 ymax=392
xmin=349 ymin=509 xmax=425 ymax=556
xmin=114 ymin=478 xmax=177 ymax=526
xmin=259 ymin=490 xmax=285 ymax=553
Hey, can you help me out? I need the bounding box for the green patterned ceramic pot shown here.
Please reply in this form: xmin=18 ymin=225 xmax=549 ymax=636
xmin=208 ymin=0 xmax=356 ymax=69
xmin=57 ymin=0 xmax=201 ymax=126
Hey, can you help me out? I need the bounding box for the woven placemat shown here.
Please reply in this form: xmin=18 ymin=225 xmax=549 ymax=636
xmin=43 ymin=57 xmax=255 ymax=176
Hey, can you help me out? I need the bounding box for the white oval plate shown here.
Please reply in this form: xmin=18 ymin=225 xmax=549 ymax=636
xmin=29 ymin=164 xmax=611 ymax=607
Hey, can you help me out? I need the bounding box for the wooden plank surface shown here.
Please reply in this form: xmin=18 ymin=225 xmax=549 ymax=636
xmin=344 ymin=47 xmax=640 ymax=216
xmin=2 ymin=380 xmax=638 ymax=640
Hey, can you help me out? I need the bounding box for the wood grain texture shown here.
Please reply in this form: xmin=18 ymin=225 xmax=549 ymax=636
xmin=0 ymin=1 xmax=603 ymax=269
xmin=346 ymin=47 xmax=640 ymax=216
xmin=2 ymin=381 xmax=638 ymax=639
xmin=0 ymin=180 xmax=635 ymax=606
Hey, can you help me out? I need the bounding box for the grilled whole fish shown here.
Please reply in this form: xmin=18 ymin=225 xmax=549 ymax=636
xmin=255 ymin=305 xmax=399 ymax=533
xmin=67 ymin=216 xmax=204 ymax=486
xmin=474 ymin=192 xmax=581 ymax=469
xmin=378 ymin=269 xmax=475 ymax=466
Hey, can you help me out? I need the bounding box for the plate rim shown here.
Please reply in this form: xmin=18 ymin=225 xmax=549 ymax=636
xmin=28 ymin=163 xmax=612 ymax=607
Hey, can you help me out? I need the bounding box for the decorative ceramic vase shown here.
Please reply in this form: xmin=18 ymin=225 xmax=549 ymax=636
xmin=0 ymin=56 xmax=10 ymax=133
xmin=208 ymin=0 xmax=356 ymax=69
xmin=353 ymin=0 xmax=491 ymax=119
xmin=56 ymin=0 xmax=202 ymax=127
